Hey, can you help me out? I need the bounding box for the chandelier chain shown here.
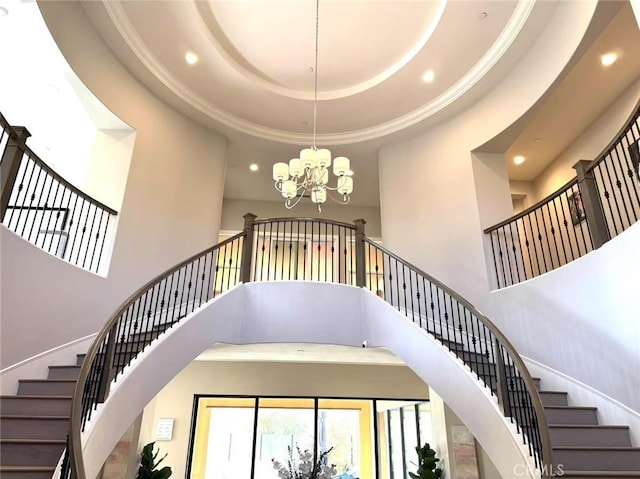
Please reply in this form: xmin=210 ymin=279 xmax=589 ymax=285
xmin=313 ymin=0 xmax=319 ymax=149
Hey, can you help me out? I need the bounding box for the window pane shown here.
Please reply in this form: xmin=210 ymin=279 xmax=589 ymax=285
xmin=255 ymin=399 xmax=315 ymax=479
xmin=418 ymin=402 xmax=433 ymax=447
xmin=205 ymin=406 xmax=255 ymax=479
xmin=388 ymin=409 xmax=404 ymax=479
xmin=402 ymin=406 xmax=418 ymax=477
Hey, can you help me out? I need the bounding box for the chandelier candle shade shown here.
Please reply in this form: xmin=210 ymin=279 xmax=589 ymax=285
xmin=272 ymin=0 xmax=354 ymax=212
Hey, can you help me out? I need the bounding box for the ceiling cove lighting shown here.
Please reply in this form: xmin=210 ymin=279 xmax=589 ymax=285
xmin=600 ymin=52 xmax=618 ymax=67
xmin=514 ymin=155 xmax=526 ymax=165
xmin=272 ymin=0 xmax=353 ymax=212
xmin=185 ymin=52 xmax=199 ymax=65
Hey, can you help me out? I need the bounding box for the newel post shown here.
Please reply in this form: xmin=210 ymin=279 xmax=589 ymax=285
xmin=240 ymin=213 xmax=257 ymax=283
xmin=573 ymin=160 xmax=610 ymax=249
xmin=353 ymin=218 xmax=366 ymax=287
xmin=1 ymin=125 xmax=30 ymax=220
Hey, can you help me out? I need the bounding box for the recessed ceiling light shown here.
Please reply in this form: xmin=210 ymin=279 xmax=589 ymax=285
xmin=0 ymin=6 xmax=8 ymax=16
xmin=601 ymin=52 xmax=617 ymax=67
xmin=185 ymin=52 xmax=199 ymax=65
xmin=514 ymin=155 xmax=526 ymax=165
xmin=249 ymin=163 xmax=259 ymax=172
xmin=422 ymin=70 xmax=435 ymax=83
xmin=478 ymin=12 xmax=488 ymax=19
xmin=533 ymin=138 xmax=541 ymax=143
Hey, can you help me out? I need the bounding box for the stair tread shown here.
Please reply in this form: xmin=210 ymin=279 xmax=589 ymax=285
xmin=0 ymin=395 xmax=72 ymax=399
xmin=562 ymin=474 xmax=640 ymax=477
xmin=0 ymin=466 xmax=56 ymax=471
xmin=0 ymin=438 xmax=66 ymax=444
xmin=48 ymin=365 xmax=81 ymax=369
xmin=553 ymin=446 xmax=640 ymax=451
xmin=18 ymin=379 xmax=77 ymax=383
xmin=539 ymin=390 xmax=568 ymax=394
xmin=544 ymin=405 xmax=597 ymax=410
xmin=549 ymin=424 xmax=629 ymax=429
xmin=0 ymin=414 xmax=69 ymax=419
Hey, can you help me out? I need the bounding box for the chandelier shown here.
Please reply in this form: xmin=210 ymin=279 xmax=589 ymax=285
xmin=272 ymin=0 xmax=353 ymax=212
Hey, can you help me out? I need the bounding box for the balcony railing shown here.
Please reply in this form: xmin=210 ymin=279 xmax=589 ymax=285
xmin=63 ymin=215 xmax=552 ymax=479
xmin=485 ymin=103 xmax=640 ymax=288
xmin=0 ymin=113 xmax=118 ymax=274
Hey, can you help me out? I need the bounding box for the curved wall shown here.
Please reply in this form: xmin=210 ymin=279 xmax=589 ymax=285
xmin=1 ymin=1 xmax=227 ymax=370
xmin=378 ymin=1 xmax=597 ymax=305
xmin=82 ymin=283 xmax=537 ymax=479
xmin=483 ymin=221 xmax=640 ymax=415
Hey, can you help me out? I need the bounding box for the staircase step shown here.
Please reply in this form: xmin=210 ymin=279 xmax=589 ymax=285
xmin=559 ymin=472 xmax=640 ymax=479
xmin=0 ymin=395 xmax=72 ymax=416
xmin=545 ymin=406 xmax=598 ymax=425
xmin=76 ymin=353 xmax=86 ymax=365
xmin=17 ymin=379 xmax=77 ymax=396
xmin=539 ymin=390 xmax=568 ymax=406
xmin=47 ymin=365 xmax=81 ymax=380
xmin=0 ymin=439 xmax=66 ymax=466
xmin=0 ymin=415 xmax=69 ymax=440
xmin=549 ymin=424 xmax=631 ymax=447
xmin=0 ymin=466 xmax=57 ymax=479
xmin=553 ymin=447 xmax=640 ymax=471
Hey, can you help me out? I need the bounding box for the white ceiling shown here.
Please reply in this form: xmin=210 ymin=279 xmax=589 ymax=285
xmin=505 ymin=2 xmax=640 ymax=182
xmin=76 ymin=0 xmax=639 ymax=207
xmin=196 ymin=342 xmax=405 ymax=366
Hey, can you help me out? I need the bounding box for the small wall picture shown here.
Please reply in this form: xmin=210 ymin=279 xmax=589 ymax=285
xmin=629 ymin=140 xmax=640 ymax=180
xmin=568 ymin=191 xmax=586 ymax=225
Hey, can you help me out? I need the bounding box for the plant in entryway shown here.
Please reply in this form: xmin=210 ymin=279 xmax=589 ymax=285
xmin=409 ymin=443 xmax=443 ymax=479
xmin=272 ymin=444 xmax=337 ymax=479
xmin=136 ymin=442 xmax=172 ymax=479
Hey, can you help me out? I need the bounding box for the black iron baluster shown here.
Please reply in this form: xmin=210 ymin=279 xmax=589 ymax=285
xmin=43 ymin=180 xmax=63 ymax=253
xmin=601 ymin=156 xmax=623 ymax=235
xmin=525 ymin=213 xmax=540 ymax=278
xmin=33 ymin=174 xmax=53 ymax=244
xmin=550 ymin=197 xmax=568 ymax=266
xmin=88 ymin=210 xmax=105 ymax=272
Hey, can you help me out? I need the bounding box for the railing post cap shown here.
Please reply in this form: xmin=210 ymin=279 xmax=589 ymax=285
xmin=353 ymin=218 xmax=366 ymax=227
xmin=9 ymin=125 xmax=31 ymax=143
xmin=572 ymin=159 xmax=591 ymax=171
xmin=243 ymin=213 xmax=257 ymax=227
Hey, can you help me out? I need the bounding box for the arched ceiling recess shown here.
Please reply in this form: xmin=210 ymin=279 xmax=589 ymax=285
xmin=82 ymin=0 xmax=540 ymax=146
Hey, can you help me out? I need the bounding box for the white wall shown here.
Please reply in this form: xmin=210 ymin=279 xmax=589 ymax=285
xmin=221 ymin=199 xmax=382 ymax=238
xmin=81 ymin=283 xmax=537 ymax=479
xmin=379 ymin=1 xmax=597 ymax=305
xmin=143 ymin=360 xmax=427 ymax=478
xmin=482 ymin=221 xmax=640 ymax=415
xmin=1 ymin=1 xmax=227 ymax=371
xmin=533 ymin=78 xmax=640 ymax=201
xmin=509 ymin=181 xmax=536 ymax=212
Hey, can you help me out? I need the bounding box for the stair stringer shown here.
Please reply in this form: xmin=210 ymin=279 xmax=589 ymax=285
xmin=78 ymin=282 xmax=539 ymax=479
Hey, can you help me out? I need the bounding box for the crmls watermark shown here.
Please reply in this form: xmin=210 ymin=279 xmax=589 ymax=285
xmin=513 ymin=463 xmax=565 ymax=477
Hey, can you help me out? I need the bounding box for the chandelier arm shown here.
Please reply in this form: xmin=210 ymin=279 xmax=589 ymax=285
xmin=324 ymin=188 xmax=351 ymax=204
xmin=285 ymin=192 xmax=306 ymax=210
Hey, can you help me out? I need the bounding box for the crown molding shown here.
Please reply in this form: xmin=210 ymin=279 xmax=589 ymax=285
xmin=102 ymin=0 xmax=535 ymax=146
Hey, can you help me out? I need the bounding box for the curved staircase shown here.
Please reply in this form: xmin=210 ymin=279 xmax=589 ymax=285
xmin=2 ymin=216 xmax=638 ymax=479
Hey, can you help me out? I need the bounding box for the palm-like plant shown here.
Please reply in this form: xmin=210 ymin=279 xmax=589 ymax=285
xmin=136 ymin=442 xmax=172 ymax=479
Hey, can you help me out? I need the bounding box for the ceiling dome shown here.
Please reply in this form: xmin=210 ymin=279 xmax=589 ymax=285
xmin=83 ymin=0 xmax=540 ymax=145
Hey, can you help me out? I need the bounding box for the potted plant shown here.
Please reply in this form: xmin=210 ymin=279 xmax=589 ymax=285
xmin=272 ymin=444 xmax=337 ymax=479
xmin=136 ymin=442 xmax=172 ymax=479
xmin=409 ymin=443 xmax=443 ymax=479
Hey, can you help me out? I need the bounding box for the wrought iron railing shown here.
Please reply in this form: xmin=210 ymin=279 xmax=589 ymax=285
xmin=0 ymin=112 xmax=117 ymax=274
xmin=64 ymin=215 xmax=551 ymax=479
xmin=485 ymin=102 xmax=640 ymax=288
